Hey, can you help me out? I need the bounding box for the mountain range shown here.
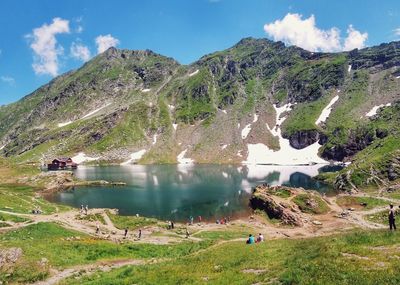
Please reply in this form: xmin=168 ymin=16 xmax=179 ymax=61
xmin=1 ymin=37 xmax=400 ymax=190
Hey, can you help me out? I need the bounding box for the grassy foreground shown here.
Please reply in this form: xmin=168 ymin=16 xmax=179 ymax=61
xmin=59 ymin=230 xmax=400 ymax=285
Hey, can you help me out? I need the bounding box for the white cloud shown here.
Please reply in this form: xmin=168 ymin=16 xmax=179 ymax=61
xmin=1 ymin=76 xmax=15 ymax=86
xmin=27 ymin=17 xmax=70 ymax=76
xmin=76 ymin=25 xmax=83 ymax=33
xmin=394 ymin=28 xmax=400 ymax=37
xmin=95 ymin=34 xmax=120 ymax=54
xmin=70 ymin=42 xmax=91 ymax=61
xmin=343 ymin=25 xmax=368 ymax=51
xmin=264 ymin=13 xmax=367 ymax=52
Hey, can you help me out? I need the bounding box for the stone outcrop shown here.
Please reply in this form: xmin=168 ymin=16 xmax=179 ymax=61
xmin=322 ymin=128 xmax=375 ymax=161
xmin=284 ymin=130 xmax=327 ymax=150
xmin=0 ymin=247 xmax=23 ymax=269
xmin=250 ymin=184 xmax=303 ymax=226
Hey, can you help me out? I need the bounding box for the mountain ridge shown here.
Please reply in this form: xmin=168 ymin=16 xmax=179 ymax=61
xmin=1 ymin=37 xmax=400 ymax=190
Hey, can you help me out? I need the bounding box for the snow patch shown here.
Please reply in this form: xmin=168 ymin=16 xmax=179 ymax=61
xmin=177 ymin=149 xmax=194 ymax=164
xmin=348 ymin=64 xmax=352 ymax=73
xmin=396 ymin=76 xmax=400 ymax=79
xmin=58 ymin=121 xmax=73 ymax=128
xmin=253 ymin=114 xmax=259 ymax=123
xmin=222 ymin=172 xmax=228 ymax=178
xmin=72 ymin=152 xmax=100 ymax=164
xmin=237 ymin=123 xmax=240 ymax=129
xmin=120 ymin=150 xmax=147 ymax=165
xmin=221 ymin=109 xmax=227 ymax=114
xmin=82 ymin=103 xmax=111 ymax=119
xmin=221 ymin=144 xmax=228 ymax=150
xmin=366 ymin=103 xmax=391 ymax=117
xmin=142 ymin=88 xmax=151 ymax=92
xmin=172 ymin=123 xmax=178 ymax=131
xmin=241 ymin=124 xmax=252 ymax=139
xmin=0 ymin=145 xmax=5 ymax=150
xmin=244 ymin=103 xmax=328 ymax=165
xmin=315 ymin=95 xmax=339 ymax=125
xmin=168 ymin=104 xmax=175 ymax=110
xmin=152 ymin=134 xmax=158 ymax=145
xmin=189 ymin=70 xmax=199 ymax=77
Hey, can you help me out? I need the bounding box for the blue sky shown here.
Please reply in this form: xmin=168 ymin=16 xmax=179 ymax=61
xmin=0 ymin=0 xmax=400 ymax=105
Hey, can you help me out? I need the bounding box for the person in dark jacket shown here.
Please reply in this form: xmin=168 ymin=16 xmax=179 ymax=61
xmin=389 ymin=204 xmax=396 ymax=231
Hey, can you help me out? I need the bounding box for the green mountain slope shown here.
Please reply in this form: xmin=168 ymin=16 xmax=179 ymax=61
xmin=1 ymin=38 xmax=400 ymax=190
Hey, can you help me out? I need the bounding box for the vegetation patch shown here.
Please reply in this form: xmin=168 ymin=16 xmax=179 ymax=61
xmin=336 ymin=196 xmax=389 ymax=211
xmin=107 ymin=211 xmax=158 ymax=230
xmin=293 ymin=193 xmax=330 ymax=214
xmin=60 ymin=230 xmax=400 ymax=285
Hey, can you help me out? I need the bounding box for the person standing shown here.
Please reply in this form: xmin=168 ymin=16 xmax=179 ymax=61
xmin=138 ymin=229 xmax=142 ymax=239
xmin=124 ymin=227 xmax=128 ymax=238
xmin=389 ymin=204 xmax=396 ymax=231
xmin=85 ymin=205 xmax=89 ymax=215
xmin=96 ymin=223 xmax=100 ymax=234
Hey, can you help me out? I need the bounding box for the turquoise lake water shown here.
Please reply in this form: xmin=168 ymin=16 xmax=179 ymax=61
xmin=46 ymin=164 xmax=335 ymax=221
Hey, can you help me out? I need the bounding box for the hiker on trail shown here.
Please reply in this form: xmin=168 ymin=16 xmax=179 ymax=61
xmin=124 ymin=227 xmax=128 ymax=238
xmin=185 ymin=228 xmax=190 ymax=238
xmin=80 ymin=205 xmax=84 ymax=214
xmin=85 ymin=205 xmax=89 ymax=215
xmin=171 ymin=221 xmax=175 ymax=229
xmin=224 ymin=217 xmax=227 ymax=224
xmin=389 ymin=204 xmax=396 ymax=231
xmin=96 ymin=224 xmax=100 ymax=234
xmin=198 ymin=216 xmax=202 ymax=223
xmin=167 ymin=220 xmax=172 ymax=230
xmin=138 ymin=229 xmax=142 ymax=239
xmin=246 ymin=234 xmax=255 ymax=244
xmin=257 ymin=233 xmax=264 ymax=243
xmin=189 ymin=216 xmax=194 ymax=225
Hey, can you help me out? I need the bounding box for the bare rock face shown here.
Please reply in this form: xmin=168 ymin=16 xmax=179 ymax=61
xmin=284 ymin=130 xmax=327 ymax=150
xmin=250 ymin=185 xmax=303 ymax=226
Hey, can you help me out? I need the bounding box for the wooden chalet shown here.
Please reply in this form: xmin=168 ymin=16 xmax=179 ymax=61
xmin=47 ymin=157 xmax=78 ymax=170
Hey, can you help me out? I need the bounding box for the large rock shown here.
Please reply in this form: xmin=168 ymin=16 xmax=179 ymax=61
xmin=250 ymin=185 xmax=303 ymax=226
xmin=0 ymin=247 xmax=23 ymax=269
xmin=285 ymin=130 xmax=327 ymax=150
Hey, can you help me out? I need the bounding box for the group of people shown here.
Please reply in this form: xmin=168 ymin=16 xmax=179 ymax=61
xmin=246 ymin=233 xmax=264 ymax=244
xmin=80 ymin=204 xmax=89 ymax=215
xmin=216 ymin=217 xmax=230 ymax=225
xmin=167 ymin=220 xmax=175 ymax=229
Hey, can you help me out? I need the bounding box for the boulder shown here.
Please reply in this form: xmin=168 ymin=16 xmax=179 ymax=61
xmin=250 ymin=185 xmax=303 ymax=226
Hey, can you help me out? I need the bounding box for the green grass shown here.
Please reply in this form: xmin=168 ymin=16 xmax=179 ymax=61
xmin=283 ymin=94 xmax=332 ymax=136
xmin=268 ymin=188 xmax=293 ymax=198
xmin=365 ymin=209 xmax=398 ymax=225
xmin=60 ymin=229 xmax=400 ymax=285
xmin=77 ymin=213 xmax=106 ymax=225
xmin=0 ymin=184 xmax=60 ymax=214
xmin=336 ymin=196 xmax=389 ymax=211
xmin=0 ymin=212 xmax=30 ymax=223
xmin=293 ymin=193 xmax=330 ymax=214
xmin=107 ymin=211 xmax=158 ymax=230
xmin=0 ymin=222 xmax=213 ymax=284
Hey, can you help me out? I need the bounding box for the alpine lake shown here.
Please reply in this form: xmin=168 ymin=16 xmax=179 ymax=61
xmin=46 ymin=164 xmax=340 ymax=222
